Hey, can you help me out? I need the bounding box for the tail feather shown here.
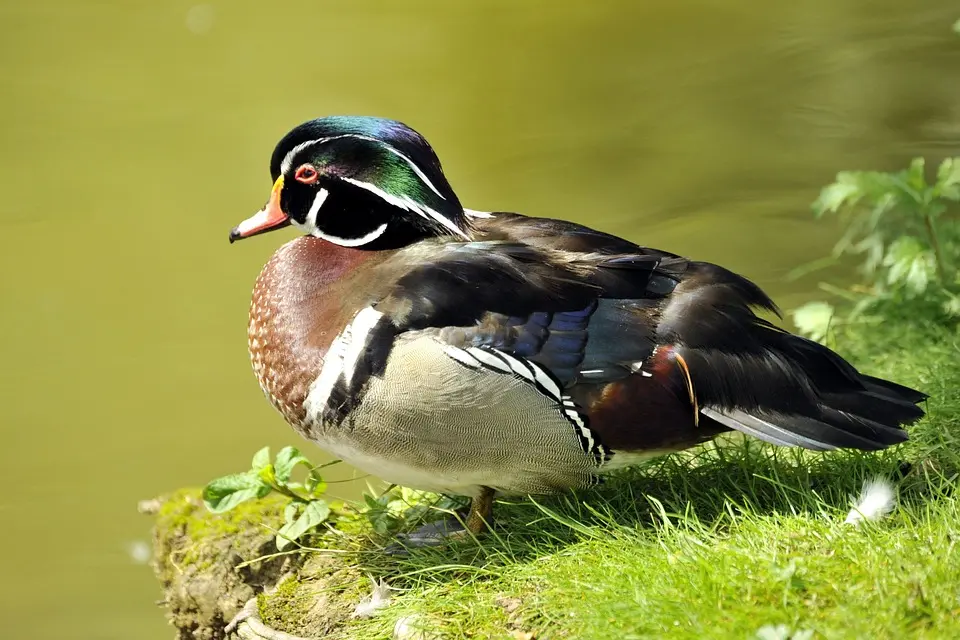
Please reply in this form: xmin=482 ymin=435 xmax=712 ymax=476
xmin=861 ymin=375 xmax=929 ymax=404
xmin=701 ymin=407 xmax=842 ymax=450
xmin=655 ymin=262 xmax=926 ymax=452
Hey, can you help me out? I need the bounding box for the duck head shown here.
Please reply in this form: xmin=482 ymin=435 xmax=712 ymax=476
xmin=229 ymin=116 xmax=469 ymax=249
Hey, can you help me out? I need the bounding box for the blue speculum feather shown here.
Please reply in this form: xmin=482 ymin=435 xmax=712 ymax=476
xmin=506 ymin=302 xmax=598 ymax=382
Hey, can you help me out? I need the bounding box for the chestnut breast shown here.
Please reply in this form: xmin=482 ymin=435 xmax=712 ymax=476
xmin=247 ymin=236 xmax=388 ymax=429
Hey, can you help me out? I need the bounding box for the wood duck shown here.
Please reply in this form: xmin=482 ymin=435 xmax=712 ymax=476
xmin=229 ymin=116 xmax=926 ymax=539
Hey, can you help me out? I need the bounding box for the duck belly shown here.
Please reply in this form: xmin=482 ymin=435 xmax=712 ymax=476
xmin=305 ymin=336 xmax=602 ymax=497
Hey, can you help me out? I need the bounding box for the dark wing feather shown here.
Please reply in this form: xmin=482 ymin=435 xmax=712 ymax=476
xmin=357 ymin=212 xmax=924 ymax=455
xmin=649 ymin=262 xmax=924 ymax=450
xmin=367 ymin=237 xmax=679 ymax=387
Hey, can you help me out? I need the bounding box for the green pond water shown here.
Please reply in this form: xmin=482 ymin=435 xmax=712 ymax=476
xmin=1 ymin=1 xmax=958 ymax=637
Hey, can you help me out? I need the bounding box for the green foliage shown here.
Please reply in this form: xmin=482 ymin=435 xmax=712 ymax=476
xmin=203 ymin=446 xmax=335 ymax=550
xmin=203 ymin=448 xmax=464 ymax=548
xmin=362 ymin=486 xmax=466 ymax=535
xmin=793 ymin=157 xmax=960 ymax=339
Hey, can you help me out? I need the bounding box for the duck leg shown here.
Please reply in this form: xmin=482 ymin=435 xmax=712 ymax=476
xmin=392 ymin=486 xmax=495 ymax=550
xmin=464 ymin=486 xmax=495 ymax=535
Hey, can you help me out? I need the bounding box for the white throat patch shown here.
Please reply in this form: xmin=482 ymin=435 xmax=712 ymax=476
xmin=289 ymin=187 xmax=390 ymax=247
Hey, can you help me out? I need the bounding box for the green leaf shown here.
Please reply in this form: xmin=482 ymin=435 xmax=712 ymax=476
xmin=305 ymin=468 xmax=327 ymax=497
xmin=258 ymin=463 xmax=276 ymax=486
xmin=813 ymin=178 xmax=860 ymax=216
xmin=904 ymin=255 xmax=934 ymax=295
xmin=791 ymin=301 xmax=835 ymax=343
xmin=954 ymin=19 xmax=960 ymax=35
xmin=276 ymin=500 xmax=331 ymax=550
xmin=883 ymin=236 xmax=933 ymax=295
xmin=905 ymin=157 xmax=927 ymax=193
xmin=935 ymin=157 xmax=960 ymax=202
xmin=274 ymin=446 xmax=311 ymax=484
xmin=283 ymin=502 xmax=299 ymax=524
xmin=251 ymin=446 xmax=271 ymax=471
xmin=943 ymin=294 xmax=960 ymax=317
xmin=203 ymin=471 xmax=271 ymax=513
xmin=851 ymin=233 xmax=885 ymax=274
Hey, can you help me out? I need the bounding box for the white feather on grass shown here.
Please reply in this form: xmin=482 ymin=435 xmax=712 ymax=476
xmin=352 ymin=576 xmax=393 ymax=618
xmin=844 ymin=477 xmax=897 ymax=526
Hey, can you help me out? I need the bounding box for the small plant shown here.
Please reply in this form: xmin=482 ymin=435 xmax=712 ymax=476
xmin=362 ymin=486 xmax=466 ymax=535
xmin=203 ymin=447 xmax=465 ymax=547
xmin=792 ymin=157 xmax=960 ymax=342
xmin=203 ymin=446 xmax=335 ymax=550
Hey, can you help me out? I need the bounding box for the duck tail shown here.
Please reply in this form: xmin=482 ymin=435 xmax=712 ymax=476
xmin=651 ymin=262 xmax=926 ymax=451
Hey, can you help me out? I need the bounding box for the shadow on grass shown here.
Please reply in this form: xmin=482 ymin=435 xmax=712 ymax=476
xmin=352 ymin=429 xmax=956 ymax=587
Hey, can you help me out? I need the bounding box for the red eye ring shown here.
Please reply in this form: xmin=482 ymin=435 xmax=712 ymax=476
xmin=294 ymin=164 xmax=319 ymax=184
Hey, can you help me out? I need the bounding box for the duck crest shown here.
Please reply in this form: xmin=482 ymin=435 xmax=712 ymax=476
xmin=247 ymin=236 xmax=381 ymax=430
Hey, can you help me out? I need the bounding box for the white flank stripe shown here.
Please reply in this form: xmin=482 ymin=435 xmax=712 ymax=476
xmin=493 ymin=350 xmax=536 ymax=384
xmin=564 ymin=408 xmax=585 ymax=429
xmin=529 ymin=363 xmax=563 ymax=401
xmin=443 ymin=345 xmax=481 ymax=368
xmin=465 ymin=348 xmax=512 ymax=373
xmin=341 ymin=307 xmax=385 ymax=382
xmin=442 ymin=344 xmax=597 ymax=456
xmin=564 ymin=408 xmax=593 ymax=447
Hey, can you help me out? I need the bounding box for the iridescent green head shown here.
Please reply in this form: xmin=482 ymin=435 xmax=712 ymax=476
xmin=229 ymin=116 xmax=469 ymax=249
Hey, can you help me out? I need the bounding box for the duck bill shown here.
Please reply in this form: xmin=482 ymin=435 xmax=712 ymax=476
xmin=229 ymin=176 xmax=290 ymax=243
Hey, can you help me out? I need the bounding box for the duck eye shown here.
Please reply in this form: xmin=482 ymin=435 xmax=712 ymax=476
xmin=294 ymin=165 xmax=319 ymax=184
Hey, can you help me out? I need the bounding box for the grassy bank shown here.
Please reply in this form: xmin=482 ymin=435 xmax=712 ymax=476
xmin=151 ymin=318 xmax=960 ymax=639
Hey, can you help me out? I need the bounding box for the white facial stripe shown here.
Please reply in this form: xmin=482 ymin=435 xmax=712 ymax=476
xmin=279 ymin=134 xmax=445 ymax=200
xmin=379 ymin=143 xmax=445 ymax=200
xmin=280 ymin=139 xmax=324 ymax=176
xmin=314 ymin=223 xmax=389 ymax=247
xmin=341 ymin=177 xmax=470 ymax=240
xmin=305 ymin=188 xmax=329 ymax=229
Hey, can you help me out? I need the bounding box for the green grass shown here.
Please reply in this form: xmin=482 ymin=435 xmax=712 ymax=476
xmin=331 ymin=320 xmax=960 ymax=639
